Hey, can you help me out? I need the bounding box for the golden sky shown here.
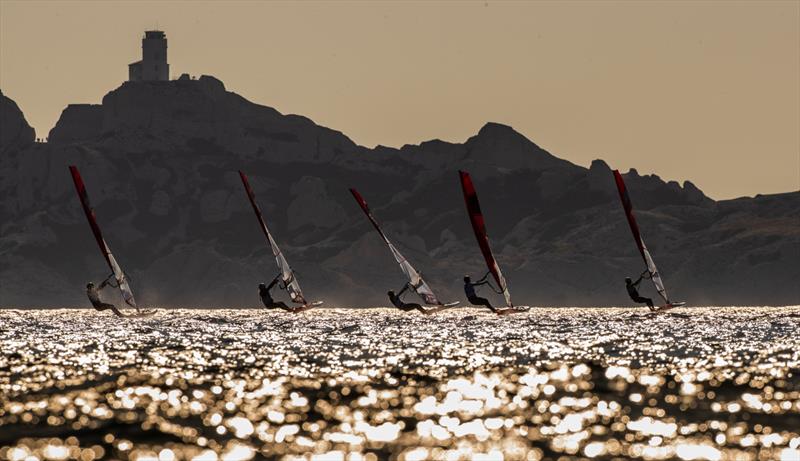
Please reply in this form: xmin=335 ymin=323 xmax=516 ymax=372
xmin=1 ymin=0 xmax=798 ymax=199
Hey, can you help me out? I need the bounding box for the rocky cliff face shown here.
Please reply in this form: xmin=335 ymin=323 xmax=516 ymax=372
xmin=0 ymin=90 xmax=35 ymax=152
xmin=0 ymin=79 xmax=797 ymax=308
xmin=48 ymin=104 xmax=103 ymax=144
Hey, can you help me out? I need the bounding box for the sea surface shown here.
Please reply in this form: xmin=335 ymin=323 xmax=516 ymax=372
xmin=1 ymin=307 xmax=799 ymax=461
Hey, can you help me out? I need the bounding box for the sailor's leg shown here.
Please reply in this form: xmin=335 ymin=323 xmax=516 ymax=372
xmin=469 ymin=296 xmax=494 ymax=312
xmin=97 ymin=303 xmax=124 ymax=316
xmin=632 ymin=295 xmax=651 ymax=308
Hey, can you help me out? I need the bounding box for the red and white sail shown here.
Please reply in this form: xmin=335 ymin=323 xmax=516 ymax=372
xmin=613 ymin=169 xmax=670 ymax=304
xmin=459 ymin=170 xmax=513 ymax=307
xmin=350 ymin=188 xmax=444 ymax=306
xmin=69 ymin=166 xmax=137 ymax=308
xmin=239 ymin=171 xmax=308 ymax=305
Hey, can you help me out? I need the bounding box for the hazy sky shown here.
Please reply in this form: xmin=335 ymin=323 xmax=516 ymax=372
xmin=1 ymin=1 xmax=798 ymax=199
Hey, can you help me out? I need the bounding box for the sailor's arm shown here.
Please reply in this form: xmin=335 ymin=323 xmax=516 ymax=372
xmin=103 ymin=273 xmax=120 ymax=288
xmin=267 ymin=274 xmax=281 ymax=290
xmin=398 ymin=283 xmax=410 ymax=296
xmin=476 ymin=280 xmax=492 ymax=287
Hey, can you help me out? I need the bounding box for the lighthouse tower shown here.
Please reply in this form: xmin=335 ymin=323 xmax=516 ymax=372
xmin=128 ymin=30 xmax=169 ymax=82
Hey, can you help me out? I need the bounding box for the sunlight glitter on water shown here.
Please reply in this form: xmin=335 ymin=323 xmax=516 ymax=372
xmin=0 ymin=307 xmax=798 ymax=460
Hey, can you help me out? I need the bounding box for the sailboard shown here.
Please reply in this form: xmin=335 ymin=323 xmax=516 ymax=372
xmin=459 ymin=170 xmax=514 ymax=308
xmin=613 ymin=169 xmax=683 ymax=309
xmin=239 ymin=171 xmax=320 ymax=308
xmin=349 ymin=188 xmax=456 ymax=307
xmin=69 ymin=165 xmax=149 ymax=315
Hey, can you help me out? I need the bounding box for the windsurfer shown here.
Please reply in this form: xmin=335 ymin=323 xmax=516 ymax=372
xmin=388 ymin=282 xmax=427 ymax=313
xmin=388 ymin=282 xmax=449 ymax=314
xmin=626 ymin=271 xmax=655 ymax=310
xmin=259 ymin=274 xmax=291 ymax=311
xmin=86 ymin=277 xmax=123 ymax=316
xmin=464 ymin=274 xmax=518 ymax=315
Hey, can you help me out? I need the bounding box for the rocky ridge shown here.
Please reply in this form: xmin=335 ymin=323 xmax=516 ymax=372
xmin=0 ymin=78 xmax=797 ymax=307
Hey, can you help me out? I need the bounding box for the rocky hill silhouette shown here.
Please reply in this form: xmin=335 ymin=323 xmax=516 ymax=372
xmin=1 ymin=78 xmax=798 ymax=308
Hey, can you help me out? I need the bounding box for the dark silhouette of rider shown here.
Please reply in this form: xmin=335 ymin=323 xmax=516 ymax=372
xmin=626 ymin=271 xmax=655 ymax=310
xmin=464 ymin=274 xmax=495 ymax=312
xmin=86 ymin=278 xmax=123 ymax=316
xmin=259 ymin=273 xmax=290 ymax=310
xmin=387 ymin=282 xmax=428 ymax=314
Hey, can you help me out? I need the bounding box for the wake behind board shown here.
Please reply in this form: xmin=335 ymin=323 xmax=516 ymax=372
xmin=652 ymin=301 xmax=686 ymax=313
xmin=306 ymin=301 xmax=324 ymax=307
xmin=118 ymin=309 xmax=158 ymax=318
xmin=501 ymin=306 xmax=531 ymax=315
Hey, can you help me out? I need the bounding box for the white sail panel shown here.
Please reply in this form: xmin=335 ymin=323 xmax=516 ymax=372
xmin=642 ymin=244 xmax=668 ymax=304
xmin=267 ymin=231 xmax=306 ymax=304
xmin=107 ymin=248 xmax=137 ymax=308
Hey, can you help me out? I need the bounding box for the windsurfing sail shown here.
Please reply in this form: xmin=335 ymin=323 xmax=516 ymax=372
xmin=612 ymin=169 xmax=670 ymax=304
xmin=459 ymin=170 xmax=513 ymax=307
xmin=349 ymin=188 xmax=444 ymax=306
xmin=239 ymin=171 xmax=307 ymax=305
xmin=69 ymin=166 xmax=137 ymax=309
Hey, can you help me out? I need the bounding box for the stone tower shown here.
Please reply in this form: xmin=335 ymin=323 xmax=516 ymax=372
xmin=128 ymin=30 xmax=169 ymax=82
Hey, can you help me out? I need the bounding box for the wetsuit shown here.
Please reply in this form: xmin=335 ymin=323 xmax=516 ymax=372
xmin=626 ymin=276 xmax=654 ymax=308
xmin=87 ymin=280 xmax=123 ymax=316
xmin=388 ymin=284 xmax=426 ymax=313
xmin=464 ymin=279 xmax=495 ymax=313
xmin=260 ymin=276 xmax=289 ymax=310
